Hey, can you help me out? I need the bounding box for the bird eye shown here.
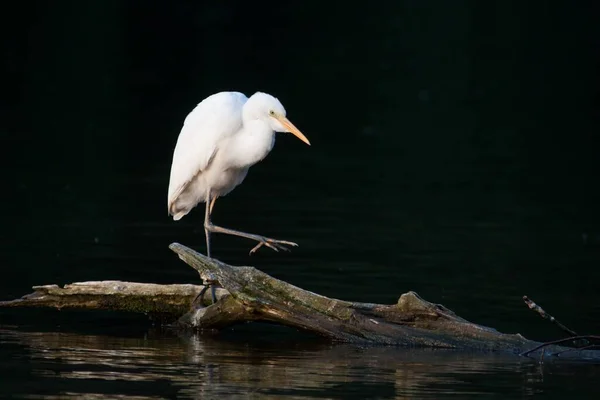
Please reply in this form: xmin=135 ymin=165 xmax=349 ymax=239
xmin=269 ymin=110 xmax=275 ymax=116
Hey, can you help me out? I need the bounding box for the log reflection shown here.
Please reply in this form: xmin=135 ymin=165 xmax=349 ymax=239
xmin=0 ymin=328 xmax=548 ymax=399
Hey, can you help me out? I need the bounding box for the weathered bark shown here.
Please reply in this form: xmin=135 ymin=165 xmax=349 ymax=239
xmin=170 ymin=243 xmax=535 ymax=351
xmin=0 ymin=281 xmax=228 ymax=324
xmin=1 ymin=242 xmax=599 ymax=359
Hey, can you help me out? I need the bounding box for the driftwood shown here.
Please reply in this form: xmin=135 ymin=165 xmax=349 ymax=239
xmin=1 ymin=242 xmax=599 ymax=359
xmin=0 ymin=280 xmax=229 ymax=324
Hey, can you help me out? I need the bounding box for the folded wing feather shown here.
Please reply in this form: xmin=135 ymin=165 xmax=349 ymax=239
xmin=167 ymin=91 xmax=248 ymax=218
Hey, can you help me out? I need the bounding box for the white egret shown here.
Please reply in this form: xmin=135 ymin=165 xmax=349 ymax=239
xmin=167 ymin=91 xmax=311 ymax=258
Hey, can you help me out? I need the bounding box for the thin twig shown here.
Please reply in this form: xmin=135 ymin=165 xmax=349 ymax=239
xmin=522 ymin=296 xmax=578 ymax=336
xmin=519 ymin=335 xmax=600 ymax=357
xmin=555 ymin=344 xmax=600 ymax=357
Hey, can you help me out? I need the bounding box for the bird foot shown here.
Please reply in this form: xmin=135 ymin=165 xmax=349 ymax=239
xmin=190 ymin=279 xmax=218 ymax=310
xmin=249 ymin=237 xmax=298 ymax=254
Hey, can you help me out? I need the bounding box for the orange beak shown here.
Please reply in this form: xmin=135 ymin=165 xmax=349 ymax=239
xmin=276 ymin=116 xmax=311 ymax=146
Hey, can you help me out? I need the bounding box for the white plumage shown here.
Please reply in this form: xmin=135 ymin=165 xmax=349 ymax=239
xmin=167 ymin=91 xmax=310 ymax=256
xmin=167 ymin=91 xmax=246 ymax=220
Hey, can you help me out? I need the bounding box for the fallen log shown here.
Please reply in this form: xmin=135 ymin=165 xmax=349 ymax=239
xmin=0 ymin=280 xmax=229 ymax=324
xmin=1 ymin=242 xmax=599 ymax=359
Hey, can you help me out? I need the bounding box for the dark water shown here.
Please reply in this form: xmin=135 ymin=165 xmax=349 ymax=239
xmin=2 ymin=1 xmax=600 ymax=398
xmin=1 ymin=326 xmax=599 ymax=399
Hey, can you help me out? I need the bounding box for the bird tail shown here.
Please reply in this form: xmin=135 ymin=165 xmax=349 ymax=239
xmin=172 ymin=211 xmax=186 ymax=221
xmin=168 ymin=199 xmax=190 ymax=221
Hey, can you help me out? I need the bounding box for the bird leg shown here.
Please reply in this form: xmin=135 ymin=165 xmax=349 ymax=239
xmin=209 ymin=195 xmax=217 ymax=214
xmin=204 ymin=193 xmax=213 ymax=258
xmin=202 ymin=192 xmax=218 ymax=304
xmin=204 ymin=197 xmax=298 ymax=255
xmin=206 ymin=224 xmax=299 ymax=254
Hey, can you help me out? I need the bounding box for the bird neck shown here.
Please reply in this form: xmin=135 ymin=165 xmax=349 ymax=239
xmin=226 ymin=120 xmax=275 ymax=168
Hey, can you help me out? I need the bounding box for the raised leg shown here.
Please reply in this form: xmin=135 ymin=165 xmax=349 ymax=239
xmin=209 ymin=195 xmax=217 ymax=215
xmin=204 ymin=198 xmax=298 ymax=254
xmin=205 ymin=223 xmax=298 ymax=254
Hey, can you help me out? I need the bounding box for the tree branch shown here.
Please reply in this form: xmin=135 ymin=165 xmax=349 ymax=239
xmin=522 ymin=295 xmax=578 ymax=336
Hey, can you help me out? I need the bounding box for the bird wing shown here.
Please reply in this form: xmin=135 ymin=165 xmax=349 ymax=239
xmin=167 ymin=91 xmax=248 ymax=213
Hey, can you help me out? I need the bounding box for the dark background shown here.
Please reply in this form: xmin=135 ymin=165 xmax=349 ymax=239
xmin=1 ymin=1 xmax=599 ymax=340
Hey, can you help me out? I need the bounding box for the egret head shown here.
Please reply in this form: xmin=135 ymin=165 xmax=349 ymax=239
xmin=246 ymin=92 xmax=311 ymax=146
